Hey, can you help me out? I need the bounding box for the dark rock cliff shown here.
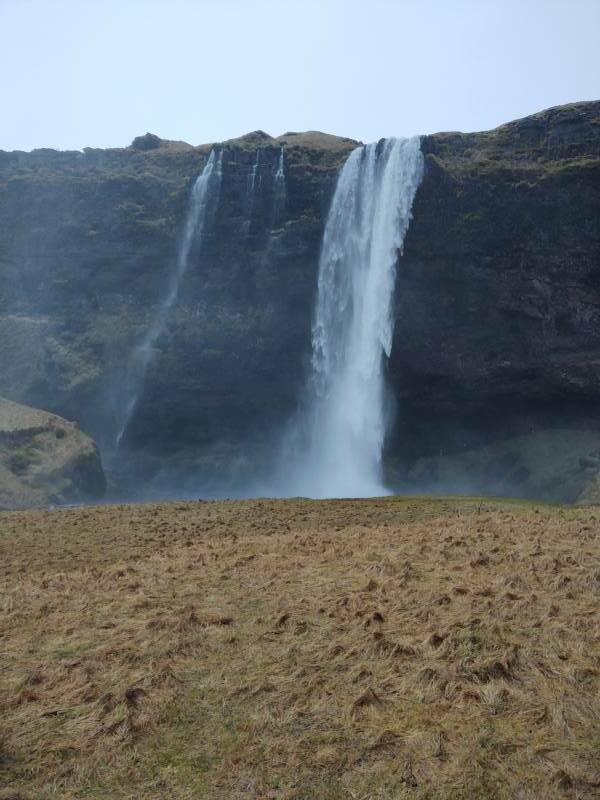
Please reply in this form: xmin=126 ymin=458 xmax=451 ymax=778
xmin=390 ymin=101 xmax=600 ymax=500
xmin=0 ymin=102 xmax=599 ymax=500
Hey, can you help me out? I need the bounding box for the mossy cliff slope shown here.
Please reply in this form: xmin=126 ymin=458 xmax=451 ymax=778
xmin=0 ymin=102 xmax=599 ymax=496
xmin=0 ymin=398 xmax=106 ymax=508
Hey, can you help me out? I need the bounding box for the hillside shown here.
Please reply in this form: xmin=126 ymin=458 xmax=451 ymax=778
xmin=1 ymin=496 xmax=599 ymax=798
xmin=0 ymin=397 xmax=105 ymax=509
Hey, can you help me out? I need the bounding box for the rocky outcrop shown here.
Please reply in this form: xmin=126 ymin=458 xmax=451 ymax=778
xmin=0 ymin=102 xmax=599 ymax=499
xmin=0 ymin=398 xmax=106 ymax=509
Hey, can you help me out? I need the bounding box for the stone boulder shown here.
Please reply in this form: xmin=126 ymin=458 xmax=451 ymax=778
xmin=0 ymin=398 xmax=106 ymax=509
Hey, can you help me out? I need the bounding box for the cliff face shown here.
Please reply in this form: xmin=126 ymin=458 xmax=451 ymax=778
xmin=0 ymin=130 xmax=356 ymax=488
xmin=389 ymin=101 xmax=600 ymax=499
xmin=0 ymin=102 xmax=599 ymax=499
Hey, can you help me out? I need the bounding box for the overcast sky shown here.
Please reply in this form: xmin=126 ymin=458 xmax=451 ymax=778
xmin=1 ymin=0 xmax=599 ymax=151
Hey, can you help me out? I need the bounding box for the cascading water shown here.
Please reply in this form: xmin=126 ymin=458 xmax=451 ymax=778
xmin=272 ymin=145 xmax=286 ymax=224
xmin=246 ymin=148 xmax=261 ymax=217
xmin=114 ymin=148 xmax=223 ymax=449
xmin=283 ymin=136 xmax=424 ymax=498
xmin=248 ymin=148 xmax=261 ymax=195
xmin=245 ymin=148 xmax=262 ymax=234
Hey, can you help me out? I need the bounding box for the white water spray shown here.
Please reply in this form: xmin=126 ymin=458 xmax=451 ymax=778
xmin=284 ymin=136 xmax=424 ymax=498
xmin=115 ymin=148 xmax=223 ymax=448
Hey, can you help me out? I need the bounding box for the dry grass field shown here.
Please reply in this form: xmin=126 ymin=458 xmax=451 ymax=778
xmin=1 ymin=496 xmax=599 ymax=799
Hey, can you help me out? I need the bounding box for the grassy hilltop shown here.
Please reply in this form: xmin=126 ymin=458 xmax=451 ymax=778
xmin=1 ymin=496 xmax=600 ymax=799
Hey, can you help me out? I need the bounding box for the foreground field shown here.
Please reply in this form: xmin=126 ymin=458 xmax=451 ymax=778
xmin=1 ymin=496 xmax=599 ymax=799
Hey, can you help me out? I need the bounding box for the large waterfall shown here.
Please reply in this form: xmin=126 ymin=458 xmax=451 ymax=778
xmin=114 ymin=148 xmax=223 ymax=449
xmin=284 ymin=137 xmax=424 ymax=498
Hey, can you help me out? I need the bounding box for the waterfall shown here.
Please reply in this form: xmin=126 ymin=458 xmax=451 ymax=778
xmin=272 ymin=145 xmax=286 ymax=224
xmin=114 ymin=148 xmax=223 ymax=449
xmin=248 ymin=148 xmax=261 ymax=195
xmin=245 ymin=149 xmax=262 ymax=231
xmin=284 ymin=136 xmax=423 ymax=498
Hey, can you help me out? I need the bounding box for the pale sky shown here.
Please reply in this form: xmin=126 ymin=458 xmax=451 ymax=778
xmin=1 ymin=0 xmax=599 ymax=152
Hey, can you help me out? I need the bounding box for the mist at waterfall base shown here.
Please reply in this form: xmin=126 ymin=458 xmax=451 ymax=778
xmin=103 ymin=138 xmax=425 ymax=502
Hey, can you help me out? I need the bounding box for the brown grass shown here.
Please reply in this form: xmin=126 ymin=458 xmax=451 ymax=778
xmin=1 ymin=496 xmax=599 ymax=799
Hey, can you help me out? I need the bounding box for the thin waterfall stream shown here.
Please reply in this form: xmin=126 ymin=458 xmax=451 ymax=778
xmin=272 ymin=144 xmax=286 ymax=224
xmin=114 ymin=148 xmax=223 ymax=450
